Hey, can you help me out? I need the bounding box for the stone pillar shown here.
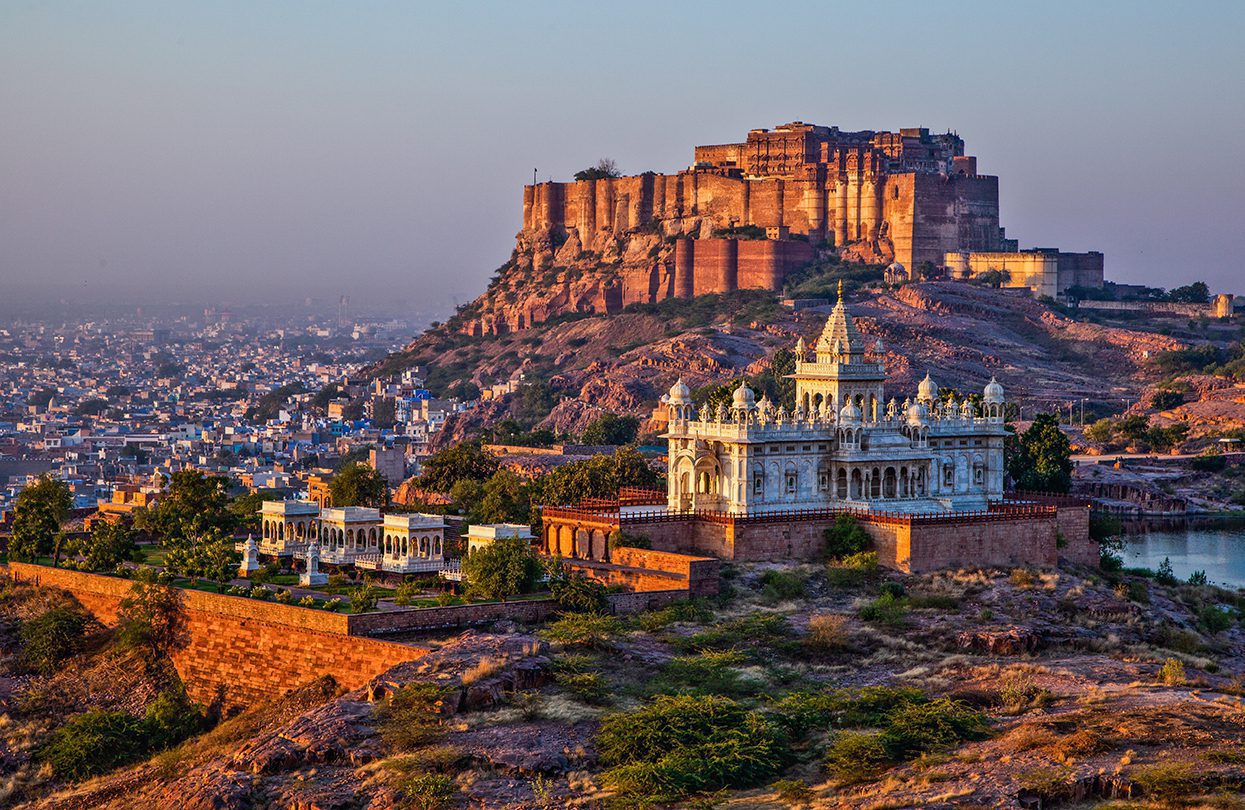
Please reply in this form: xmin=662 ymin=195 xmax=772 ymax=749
xmin=578 ymin=178 xmax=596 ymax=252
xmin=300 ymin=541 xmax=328 ymax=587
xmin=239 ymin=535 xmax=259 ymax=577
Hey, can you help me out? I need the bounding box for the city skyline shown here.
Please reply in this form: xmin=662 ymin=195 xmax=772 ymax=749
xmin=3 ymin=1 xmax=1244 ymax=315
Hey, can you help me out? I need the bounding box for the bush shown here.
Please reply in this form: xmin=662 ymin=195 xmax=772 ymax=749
xmin=650 ymin=650 xmax=762 ymax=699
xmin=597 ymin=695 xmax=787 ymax=802
xmin=1191 ymin=451 xmax=1228 ymax=473
xmin=824 ymin=515 xmax=871 ymax=559
xmin=144 ymin=686 xmax=207 ymax=750
xmin=1160 ymin=657 xmax=1186 ymax=686
xmin=398 ymin=772 xmax=457 ymax=809
xmin=806 ymin=613 xmax=850 ymax=651
xmin=19 ymin=605 xmax=89 ymax=675
xmin=879 ymin=698 xmax=990 ymax=759
xmin=394 ymin=580 xmax=421 ymax=606
xmin=555 ymin=671 xmax=609 ymax=705
xmin=857 ymin=592 xmax=908 ymax=626
xmin=825 ymin=551 xmax=879 ymax=587
xmin=540 ymin=613 xmax=623 ymax=648
xmin=1187 ymin=570 xmax=1208 ymax=586
xmin=38 ymin=710 xmax=148 ymax=779
xmin=879 ymin=581 xmax=906 ymax=599
xmin=772 ymin=777 xmax=814 ymax=804
xmin=1010 ymin=568 xmax=1038 ymax=589
xmin=824 ymin=731 xmax=891 ymax=783
xmin=548 ymin=566 xmax=609 ymax=614
xmin=117 ymin=573 xmax=188 ymax=659
xmin=349 ymin=585 xmax=379 ymax=614
xmin=1155 ymin=557 xmax=1178 ymax=586
xmin=376 ymin=684 xmax=447 ymax=752
xmin=1198 ymin=604 xmax=1234 ymax=634
xmin=759 ymin=569 xmax=807 ymax=603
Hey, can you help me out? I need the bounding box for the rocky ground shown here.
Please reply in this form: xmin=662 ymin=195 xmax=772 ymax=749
xmin=18 ymin=557 xmax=1245 ymax=809
xmin=385 ymin=280 xmax=1190 ymax=447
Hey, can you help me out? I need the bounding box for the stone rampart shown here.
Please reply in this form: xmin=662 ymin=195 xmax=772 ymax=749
xmin=6 ymin=563 xmax=423 ymax=711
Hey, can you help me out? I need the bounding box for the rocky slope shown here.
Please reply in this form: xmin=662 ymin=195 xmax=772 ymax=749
xmin=383 ymin=280 xmax=1186 ymax=446
xmin=24 ymin=563 xmax=1245 ymax=809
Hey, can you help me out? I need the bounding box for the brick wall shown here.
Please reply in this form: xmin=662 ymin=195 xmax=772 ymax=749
xmin=7 ymin=563 xmax=423 ymax=711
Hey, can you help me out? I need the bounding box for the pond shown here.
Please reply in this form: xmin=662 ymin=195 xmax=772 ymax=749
xmin=1123 ymin=518 xmax=1245 ymax=589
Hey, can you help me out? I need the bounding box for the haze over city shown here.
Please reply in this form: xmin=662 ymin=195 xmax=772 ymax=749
xmin=3 ymin=0 xmax=1244 ymax=316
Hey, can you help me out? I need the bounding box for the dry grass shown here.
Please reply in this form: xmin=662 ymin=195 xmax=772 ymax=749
xmin=806 ymin=613 xmax=851 ymax=650
xmin=461 ymin=655 xmax=508 ymax=686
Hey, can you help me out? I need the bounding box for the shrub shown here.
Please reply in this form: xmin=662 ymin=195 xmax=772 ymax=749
xmin=879 ymin=580 xmax=906 ymax=599
xmin=117 ymin=572 xmax=188 ymax=659
xmin=540 ymin=613 xmax=623 ymax=648
xmin=19 ymin=605 xmax=89 ymax=675
xmin=824 ymin=515 xmax=871 ymax=559
xmin=274 ymin=588 xmax=292 ymax=604
xmin=857 ymin=592 xmax=908 ymax=626
xmin=996 ymin=671 xmax=1052 ymax=715
xmin=825 ymin=551 xmax=879 ymax=587
xmin=249 ymin=586 xmax=271 ymax=600
xmin=632 ymin=599 xmax=714 ymax=632
xmin=650 ymin=650 xmax=762 ymax=699
xmin=398 ymin=772 xmax=457 ymax=809
xmin=806 ymin=613 xmax=850 ymax=651
xmin=1010 ymin=568 xmax=1038 ymax=589
xmin=879 ymin=698 xmax=990 ymax=759
xmin=824 ymin=731 xmax=891 ymax=783
xmin=1129 ymin=762 xmax=1197 ymax=799
xmin=298 ymin=595 xmax=316 ymax=608
xmin=1198 ymin=604 xmax=1233 ymax=634
xmin=38 ymin=710 xmax=148 ymax=779
xmin=597 ymin=695 xmax=787 ymax=802
xmin=1155 ymin=557 xmax=1178 ymax=586
xmin=548 ymin=566 xmax=609 ymax=614
xmin=394 ymin=580 xmax=421 ymax=606
xmin=1187 ymin=570 xmax=1208 ymax=586
xmin=1017 ymin=766 xmax=1075 ymax=801
xmin=759 ymin=569 xmax=807 ymax=603
xmin=349 ymin=585 xmax=379 ymax=614
xmin=772 ymin=778 xmax=814 ymax=804
xmin=556 ymin=671 xmax=609 ymax=705
xmin=1160 ymin=657 xmax=1186 ymax=686
xmin=144 ymin=686 xmax=207 ymax=750
xmin=376 ymin=684 xmax=447 ymax=752
xmin=1191 ymin=451 xmax=1228 ymax=473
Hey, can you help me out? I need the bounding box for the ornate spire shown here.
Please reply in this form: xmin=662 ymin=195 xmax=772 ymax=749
xmin=837 ymin=279 xmax=844 ymax=304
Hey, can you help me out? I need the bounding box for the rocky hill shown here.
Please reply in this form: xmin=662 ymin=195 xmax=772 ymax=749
xmin=379 ymin=272 xmax=1188 ymax=447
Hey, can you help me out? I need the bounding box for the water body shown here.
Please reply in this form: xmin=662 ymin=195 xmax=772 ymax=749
xmin=1124 ymin=518 xmax=1245 ymax=589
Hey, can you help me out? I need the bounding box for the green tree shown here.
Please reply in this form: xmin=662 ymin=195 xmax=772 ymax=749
xmin=1168 ymin=281 xmax=1209 ymax=304
xmin=1084 ymin=418 xmax=1116 ymax=445
xmin=330 ymin=461 xmax=390 ymax=508
xmin=227 ymin=489 xmax=281 ymax=532
xmin=824 ymin=515 xmax=871 ymax=559
xmin=693 ymin=379 xmax=764 ymax=417
xmin=581 ymin=412 xmax=640 ymax=446
xmin=537 ymin=446 xmax=662 ymax=506
xmin=573 ymin=158 xmax=620 ymax=181
xmin=417 ymin=441 xmax=500 ymax=493
xmin=460 ymin=534 xmax=542 ymax=602
xmin=1005 ymin=414 xmax=1074 ymax=493
xmin=755 ymin=348 xmax=797 ymax=409
xmin=134 ymin=470 xmax=233 ymax=546
xmin=474 ymin=469 xmax=532 ymax=524
xmin=71 ymin=520 xmax=138 ymax=571
xmin=37 ymin=710 xmax=148 ymax=780
xmin=165 ymin=529 xmax=240 ymax=592
xmin=546 ymin=561 xmax=609 ymax=613
xmin=9 ymin=475 xmax=72 ymax=563
xmin=116 ymin=569 xmax=188 ymax=660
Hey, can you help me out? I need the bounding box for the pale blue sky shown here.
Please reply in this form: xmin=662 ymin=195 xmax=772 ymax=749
xmin=2 ymin=1 xmax=1243 ymax=315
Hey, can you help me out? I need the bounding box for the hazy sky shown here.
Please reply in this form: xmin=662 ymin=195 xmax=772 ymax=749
xmin=3 ymin=1 xmax=1244 ymax=318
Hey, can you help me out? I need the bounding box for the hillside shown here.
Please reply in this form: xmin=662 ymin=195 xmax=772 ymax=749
xmin=378 ymin=270 xmax=1189 ymax=447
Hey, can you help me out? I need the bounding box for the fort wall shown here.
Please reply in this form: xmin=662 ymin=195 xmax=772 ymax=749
xmin=6 ymin=563 xmax=424 ymax=711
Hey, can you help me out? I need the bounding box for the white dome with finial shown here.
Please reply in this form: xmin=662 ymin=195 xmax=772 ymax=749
xmin=667 ymin=377 xmax=691 ymax=404
xmin=731 ymin=382 xmax=756 ymax=410
xmin=839 ymin=399 xmax=862 ymax=423
xmin=917 ymin=372 xmax=938 ymax=402
xmin=983 ymin=376 xmax=1005 ymax=404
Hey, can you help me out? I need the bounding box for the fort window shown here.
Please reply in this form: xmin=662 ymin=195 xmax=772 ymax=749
xmin=754 ymin=475 xmax=763 ymax=494
xmin=785 ymin=473 xmax=797 ymax=494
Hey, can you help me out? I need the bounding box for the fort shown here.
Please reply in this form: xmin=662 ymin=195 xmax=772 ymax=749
xmin=481 ymin=121 xmax=1104 ymax=335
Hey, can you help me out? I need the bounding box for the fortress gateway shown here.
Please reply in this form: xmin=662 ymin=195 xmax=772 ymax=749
xmin=540 ymin=293 xmax=1099 ymax=571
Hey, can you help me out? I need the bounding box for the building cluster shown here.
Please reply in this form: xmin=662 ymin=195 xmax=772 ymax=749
xmin=243 ymin=497 xmax=532 ymax=580
xmin=0 ymin=309 xmax=475 ymax=519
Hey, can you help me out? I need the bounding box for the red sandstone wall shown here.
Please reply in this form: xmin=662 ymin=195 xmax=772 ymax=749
xmin=905 ymin=519 xmax=1058 ymax=573
xmin=7 ymin=564 xmax=423 ymax=711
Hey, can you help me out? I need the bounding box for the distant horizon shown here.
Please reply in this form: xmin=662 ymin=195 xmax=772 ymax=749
xmin=4 ymin=2 xmax=1244 ymax=317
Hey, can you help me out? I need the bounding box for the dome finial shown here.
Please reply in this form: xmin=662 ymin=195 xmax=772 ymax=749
xmin=837 ymin=279 xmax=844 ymax=304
